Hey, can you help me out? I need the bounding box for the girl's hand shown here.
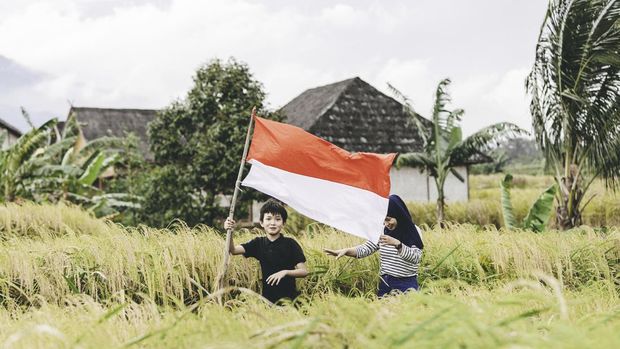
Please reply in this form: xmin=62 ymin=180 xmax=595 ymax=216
xmin=379 ymin=234 xmax=400 ymax=247
xmin=324 ymin=248 xmax=348 ymax=260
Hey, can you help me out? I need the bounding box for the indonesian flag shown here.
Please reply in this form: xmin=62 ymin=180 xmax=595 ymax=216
xmin=242 ymin=116 xmax=396 ymax=242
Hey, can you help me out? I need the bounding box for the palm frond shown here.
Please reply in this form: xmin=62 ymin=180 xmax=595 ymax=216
xmin=449 ymin=168 xmax=465 ymax=183
xmin=20 ymin=107 xmax=35 ymax=130
xmin=451 ymin=122 xmax=526 ymax=165
xmin=527 ymin=0 xmax=620 ymax=174
xmin=395 ymin=152 xmax=435 ymax=170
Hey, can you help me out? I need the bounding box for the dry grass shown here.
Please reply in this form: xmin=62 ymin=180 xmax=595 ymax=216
xmin=0 ymin=279 xmax=618 ymax=348
xmin=0 ymin=204 xmax=617 ymax=306
xmin=0 ymin=201 xmax=618 ymax=348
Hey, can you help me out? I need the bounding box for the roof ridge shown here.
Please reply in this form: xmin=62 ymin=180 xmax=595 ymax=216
xmin=314 ymin=77 xmax=359 ymax=119
xmin=0 ymin=117 xmax=22 ymax=136
xmin=279 ymin=76 xmax=361 ymax=130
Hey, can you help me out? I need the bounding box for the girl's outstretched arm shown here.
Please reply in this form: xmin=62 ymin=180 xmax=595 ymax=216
xmin=324 ymin=247 xmax=357 ymax=259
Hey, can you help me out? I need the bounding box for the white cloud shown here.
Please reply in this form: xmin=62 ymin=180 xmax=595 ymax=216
xmin=452 ymin=68 xmax=533 ymax=136
xmin=370 ymin=58 xmax=437 ymax=117
xmin=0 ymin=0 xmax=547 ymax=134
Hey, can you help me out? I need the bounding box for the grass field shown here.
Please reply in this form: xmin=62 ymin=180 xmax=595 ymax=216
xmin=401 ymin=174 xmax=620 ymax=229
xmin=0 ymin=175 xmax=619 ymax=348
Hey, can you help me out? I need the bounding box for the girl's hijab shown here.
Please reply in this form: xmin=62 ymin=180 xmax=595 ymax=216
xmin=385 ymin=194 xmax=424 ymax=249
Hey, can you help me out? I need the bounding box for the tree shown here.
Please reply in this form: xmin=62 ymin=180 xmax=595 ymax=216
xmin=145 ymin=58 xmax=278 ymax=227
xmin=526 ymin=0 xmax=620 ymax=230
xmin=390 ymin=78 xmax=525 ymax=225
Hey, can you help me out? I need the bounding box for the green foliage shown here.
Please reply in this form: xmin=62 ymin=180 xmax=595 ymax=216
xmin=405 ymin=174 xmax=620 ymax=229
xmin=103 ymin=133 xmax=150 ymax=225
xmin=526 ymin=0 xmax=620 ymax=229
xmin=500 ymin=174 xmax=556 ymax=232
xmin=470 ymin=137 xmax=546 ymax=175
xmin=145 ymin=58 xmax=279 ymax=227
xmin=390 ymin=79 xmax=525 ymax=224
xmin=500 ymin=174 xmax=518 ymax=229
xmin=0 ymin=118 xmax=58 ymax=201
xmin=0 ymin=112 xmax=140 ymax=218
xmin=522 ymin=184 xmax=556 ymax=232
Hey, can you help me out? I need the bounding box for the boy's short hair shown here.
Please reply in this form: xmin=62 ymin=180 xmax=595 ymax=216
xmin=260 ymin=199 xmax=288 ymax=222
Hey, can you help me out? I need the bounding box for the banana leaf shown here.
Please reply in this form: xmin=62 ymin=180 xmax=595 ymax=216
xmin=523 ymin=184 xmax=557 ymax=233
xmin=500 ymin=174 xmax=519 ymax=229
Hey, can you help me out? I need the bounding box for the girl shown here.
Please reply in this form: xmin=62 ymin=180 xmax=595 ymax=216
xmin=324 ymin=194 xmax=424 ymax=297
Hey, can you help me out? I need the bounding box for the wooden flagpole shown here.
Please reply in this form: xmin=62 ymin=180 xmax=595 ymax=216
xmin=215 ymin=107 xmax=256 ymax=301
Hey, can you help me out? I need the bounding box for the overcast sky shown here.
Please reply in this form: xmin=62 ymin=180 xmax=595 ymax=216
xmin=0 ymin=0 xmax=548 ymax=135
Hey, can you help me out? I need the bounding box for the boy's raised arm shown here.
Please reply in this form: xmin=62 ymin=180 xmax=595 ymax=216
xmin=224 ymin=218 xmax=246 ymax=255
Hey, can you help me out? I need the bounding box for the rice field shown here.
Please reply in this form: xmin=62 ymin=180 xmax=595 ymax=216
xmin=403 ymin=174 xmax=620 ymax=228
xmin=0 ymin=175 xmax=619 ymax=348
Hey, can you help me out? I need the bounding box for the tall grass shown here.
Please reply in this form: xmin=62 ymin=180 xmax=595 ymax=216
xmin=0 ymin=279 xmax=618 ymax=348
xmin=0 ymin=201 xmax=618 ymax=348
xmin=0 ymin=204 xmax=617 ymax=306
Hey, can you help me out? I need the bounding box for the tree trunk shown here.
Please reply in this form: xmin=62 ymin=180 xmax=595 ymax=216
xmin=556 ymin=164 xmax=583 ymax=230
xmin=4 ymin=182 xmax=14 ymax=202
xmin=436 ymin=194 xmax=445 ymax=226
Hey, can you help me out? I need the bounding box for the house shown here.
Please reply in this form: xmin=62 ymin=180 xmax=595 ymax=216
xmin=65 ymin=107 xmax=158 ymax=161
xmin=279 ymin=77 xmax=490 ymax=204
xmin=0 ymin=117 xmax=22 ymax=149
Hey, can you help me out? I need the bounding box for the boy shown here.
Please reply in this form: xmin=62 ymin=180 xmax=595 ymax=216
xmin=224 ymin=199 xmax=308 ymax=303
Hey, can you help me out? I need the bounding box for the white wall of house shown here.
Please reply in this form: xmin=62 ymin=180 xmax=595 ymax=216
xmin=390 ymin=166 xmax=469 ymax=203
xmin=1 ymin=130 xmax=19 ymax=150
xmin=389 ymin=167 xmax=429 ymax=202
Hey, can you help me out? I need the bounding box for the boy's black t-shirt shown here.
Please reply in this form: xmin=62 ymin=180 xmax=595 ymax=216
xmin=241 ymin=235 xmax=306 ymax=303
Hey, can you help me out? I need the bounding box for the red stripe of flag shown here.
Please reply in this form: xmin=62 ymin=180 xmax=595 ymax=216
xmin=247 ymin=116 xmax=396 ymax=198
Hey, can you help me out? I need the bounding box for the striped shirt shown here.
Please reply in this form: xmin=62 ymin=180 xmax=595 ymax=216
xmin=355 ymin=227 xmax=423 ymax=278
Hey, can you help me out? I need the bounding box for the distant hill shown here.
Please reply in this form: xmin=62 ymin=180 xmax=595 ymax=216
xmin=471 ymin=137 xmax=546 ymax=175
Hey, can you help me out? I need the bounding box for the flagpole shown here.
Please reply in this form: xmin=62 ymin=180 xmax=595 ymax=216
xmin=215 ymin=107 xmax=256 ymax=301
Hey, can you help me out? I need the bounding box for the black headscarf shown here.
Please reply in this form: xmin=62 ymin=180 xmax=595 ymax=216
xmin=385 ymin=194 xmax=424 ymax=249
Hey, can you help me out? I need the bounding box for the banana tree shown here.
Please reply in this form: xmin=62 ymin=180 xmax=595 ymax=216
xmin=1 ymin=112 xmax=141 ymax=217
xmin=500 ymin=174 xmax=556 ymax=232
xmin=30 ymin=112 xmax=140 ymax=215
xmin=390 ymin=78 xmax=526 ymax=225
xmin=0 ymin=118 xmax=58 ymax=202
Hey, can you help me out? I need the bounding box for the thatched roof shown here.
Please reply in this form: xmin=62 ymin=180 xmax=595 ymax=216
xmin=67 ymin=107 xmax=157 ymax=160
xmin=0 ymin=117 xmax=22 ymax=137
xmin=281 ymin=77 xmax=432 ymax=154
xmin=280 ymin=77 xmax=490 ymax=165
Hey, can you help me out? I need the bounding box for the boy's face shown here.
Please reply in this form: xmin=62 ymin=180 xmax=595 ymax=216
xmin=260 ymin=212 xmax=284 ymax=236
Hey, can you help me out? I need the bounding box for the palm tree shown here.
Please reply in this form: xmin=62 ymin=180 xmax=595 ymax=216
xmin=526 ymin=0 xmax=620 ymax=230
xmin=390 ymin=78 xmax=525 ymax=225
